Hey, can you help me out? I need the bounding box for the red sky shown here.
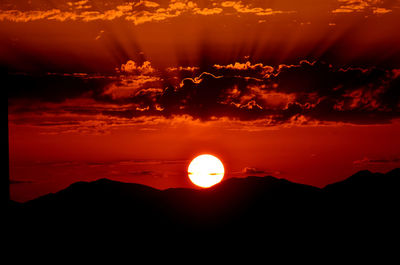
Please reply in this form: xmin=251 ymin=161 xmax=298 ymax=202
xmin=4 ymin=0 xmax=400 ymax=202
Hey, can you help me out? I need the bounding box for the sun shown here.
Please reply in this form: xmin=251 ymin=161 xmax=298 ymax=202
xmin=188 ymin=154 xmax=225 ymax=188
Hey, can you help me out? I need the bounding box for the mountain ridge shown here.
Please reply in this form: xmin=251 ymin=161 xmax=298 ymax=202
xmin=11 ymin=168 xmax=399 ymax=206
xmin=9 ymin=168 xmax=399 ymax=236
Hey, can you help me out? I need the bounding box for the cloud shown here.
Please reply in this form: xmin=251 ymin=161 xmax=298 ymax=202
xmin=6 ymin=72 xmax=113 ymax=103
xmin=120 ymin=60 xmax=155 ymax=75
xmin=158 ymin=60 xmax=399 ymax=124
xmin=128 ymin=170 xmax=156 ymax=176
xmin=220 ymin=1 xmax=294 ymax=16
xmin=332 ymin=0 xmax=370 ymax=13
xmin=7 ymin=59 xmax=400 ymax=128
xmin=193 ymin=7 xmax=223 ymax=16
xmin=124 ymin=1 xmax=223 ymax=25
xmin=332 ymin=0 xmax=392 ymax=14
xmin=241 ymin=167 xmax=281 ymax=176
xmin=213 ymin=61 xmax=274 ymax=78
xmin=242 ymin=167 xmax=266 ymax=174
xmin=102 ymin=76 xmax=162 ymax=100
xmin=67 ymin=0 xmax=91 ymax=10
xmin=10 ymin=180 xmax=34 ymax=184
xmin=101 ymin=60 xmax=163 ymax=100
xmin=166 ymin=66 xmax=200 ymax=75
xmin=95 ymin=29 xmax=104 ymax=40
xmin=353 ymin=157 xmax=400 ymax=165
xmin=135 ymin=1 xmax=161 ymax=8
xmin=0 ymin=0 xmax=294 ymax=24
xmin=372 ymin=7 xmax=392 ymax=14
xmin=0 ymin=9 xmax=66 ymax=22
xmin=0 ymin=2 xmax=161 ymax=23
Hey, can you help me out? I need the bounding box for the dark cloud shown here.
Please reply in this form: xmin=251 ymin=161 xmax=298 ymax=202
xmin=354 ymin=157 xmax=400 ymax=165
xmin=156 ymin=61 xmax=399 ymax=124
xmin=128 ymin=170 xmax=156 ymax=176
xmin=7 ymin=60 xmax=400 ymax=126
xmin=10 ymin=179 xmax=34 ymax=184
xmin=6 ymin=72 xmax=113 ymax=103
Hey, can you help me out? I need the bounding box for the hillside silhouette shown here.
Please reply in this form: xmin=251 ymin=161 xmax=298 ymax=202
xmin=8 ymin=168 xmax=400 ymax=242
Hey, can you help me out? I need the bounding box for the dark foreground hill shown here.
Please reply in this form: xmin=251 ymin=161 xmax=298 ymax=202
xmin=8 ymin=168 xmax=400 ymax=246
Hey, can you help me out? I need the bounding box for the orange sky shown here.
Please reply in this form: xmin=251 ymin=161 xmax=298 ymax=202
xmin=4 ymin=0 xmax=400 ymax=201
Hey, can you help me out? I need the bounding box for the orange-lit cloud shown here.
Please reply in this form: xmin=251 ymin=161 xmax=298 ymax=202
xmin=221 ymin=1 xmax=294 ymax=15
xmin=102 ymin=76 xmax=162 ymax=100
xmin=332 ymin=0 xmax=392 ymax=14
xmin=372 ymin=7 xmax=392 ymax=14
xmin=67 ymin=0 xmax=92 ymax=10
xmin=0 ymin=0 xmax=294 ymax=24
xmin=166 ymin=66 xmax=200 ymax=72
xmin=214 ymin=61 xmax=274 ymax=77
xmin=120 ymin=60 xmax=155 ymax=75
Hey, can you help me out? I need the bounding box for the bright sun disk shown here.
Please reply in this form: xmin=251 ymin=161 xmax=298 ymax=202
xmin=188 ymin=154 xmax=225 ymax=188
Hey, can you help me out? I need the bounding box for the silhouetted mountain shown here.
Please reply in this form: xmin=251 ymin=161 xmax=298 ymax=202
xmin=324 ymin=168 xmax=400 ymax=196
xmin=9 ymin=169 xmax=400 ymax=240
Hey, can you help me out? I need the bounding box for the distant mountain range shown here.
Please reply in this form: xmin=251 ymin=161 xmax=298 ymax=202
xmin=8 ymin=168 xmax=400 ymax=240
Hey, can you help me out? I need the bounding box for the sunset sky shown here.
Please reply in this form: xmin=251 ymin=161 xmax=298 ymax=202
xmin=4 ymin=0 xmax=400 ymax=202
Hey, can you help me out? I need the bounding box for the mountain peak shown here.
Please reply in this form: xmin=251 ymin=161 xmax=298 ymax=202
xmin=323 ymin=168 xmax=400 ymax=197
xmin=11 ymin=168 xmax=400 ymax=238
xmin=388 ymin=168 xmax=400 ymax=176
